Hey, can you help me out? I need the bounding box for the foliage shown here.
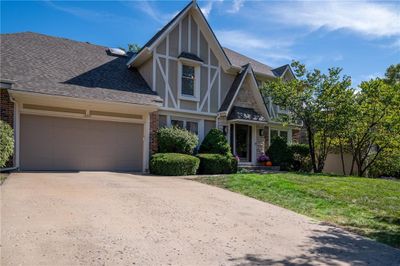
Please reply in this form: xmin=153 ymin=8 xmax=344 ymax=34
xmin=289 ymin=144 xmax=312 ymax=172
xmin=261 ymin=61 xmax=353 ymax=173
xmin=149 ymin=153 xmax=199 ymax=176
xmin=257 ymin=152 xmax=270 ymax=162
xmin=368 ymin=149 xmax=400 ymax=178
xmin=127 ymin=43 xmax=141 ymax=53
xmin=157 ymin=127 xmax=198 ymax=155
xmin=199 ymin=128 xmax=231 ymax=155
xmin=0 ymin=121 xmax=14 ymax=168
xmin=346 ymin=78 xmax=400 ymax=177
xmin=197 ymin=153 xmax=238 ymax=174
xmin=384 ymin=63 xmax=400 ymax=85
xmin=267 ymin=136 xmax=292 ymax=170
xmin=197 ymin=173 xmax=400 ymax=248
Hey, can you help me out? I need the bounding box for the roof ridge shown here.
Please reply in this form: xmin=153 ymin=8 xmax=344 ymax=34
xmin=223 ymin=46 xmax=274 ymax=70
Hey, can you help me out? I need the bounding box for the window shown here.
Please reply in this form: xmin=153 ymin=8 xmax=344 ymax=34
xmin=171 ymin=120 xmax=184 ymax=128
xmin=186 ymin=121 xmax=198 ymax=135
xmin=270 ymin=129 xmax=290 ymax=144
xmin=279 ymin=131 xmax=288 ymax=142
xmin=181 ymin=65 xmax=195 ymax=96
xmin=270 ymin=130 xmax=279 ymax=140
xmin=171 ymin=119 xmax=198 ymax=135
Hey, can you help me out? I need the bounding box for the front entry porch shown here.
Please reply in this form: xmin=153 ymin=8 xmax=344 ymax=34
xmin=229 ymin=123 xmax=258 ymax=164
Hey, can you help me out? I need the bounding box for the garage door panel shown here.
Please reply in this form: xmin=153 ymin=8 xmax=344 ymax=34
xmin=20 ymin=114 xmax=143 ymax=171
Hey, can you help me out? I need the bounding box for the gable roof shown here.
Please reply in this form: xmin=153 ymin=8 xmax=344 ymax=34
xmin=0 ymin=32 xmax=162 ymax=106
xmin=127 ymin=1 xmax=231 ymax=69
xmin=223 ymin=47 xmax=276 ymax=78
xmin=219 ymin=64 xmax=250 ymax=112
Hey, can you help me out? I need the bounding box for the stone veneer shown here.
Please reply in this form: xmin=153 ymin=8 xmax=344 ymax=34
xmin=0 ymin=89 xmax=15 ymax=167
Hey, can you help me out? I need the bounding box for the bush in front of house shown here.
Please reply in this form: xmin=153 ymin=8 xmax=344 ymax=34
xmin=150 ymin=153 xmax=200 ymax=176
xmin=199 ymin=128 xmax=231 ymax=155
xmin=0 ymin=121 xmax=14 ymax=168
xmin=267 ymin=136 xmax=293 ymax=170
xmin=289 ymin=143 xmax=312 ymax=172
xmin=157 ymin=127 xmax=198 ymax=155
xmin=197 ymin=153 xmax=238 ymax=174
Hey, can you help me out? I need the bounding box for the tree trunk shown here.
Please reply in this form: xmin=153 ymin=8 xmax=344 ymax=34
xmin=306 ymin=126 xmax=317 ymax=173
xmin=339 ymin=141 xmax=346 ymax=175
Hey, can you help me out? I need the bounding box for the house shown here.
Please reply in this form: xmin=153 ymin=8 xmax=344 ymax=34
xmin=0 ymin=1 xmax=300 ymax=172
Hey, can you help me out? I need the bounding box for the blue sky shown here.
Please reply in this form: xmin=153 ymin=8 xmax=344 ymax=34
xmin=1 ymin=0 xmax=399 ymax=86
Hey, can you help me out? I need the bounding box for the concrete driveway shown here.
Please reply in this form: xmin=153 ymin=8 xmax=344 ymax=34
xmin=1 ymin=172 xmax=399 ymax=266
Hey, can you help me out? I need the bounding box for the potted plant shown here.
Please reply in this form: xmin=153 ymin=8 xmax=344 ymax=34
xmin=257 ymin=153 xmax=270 ymax=166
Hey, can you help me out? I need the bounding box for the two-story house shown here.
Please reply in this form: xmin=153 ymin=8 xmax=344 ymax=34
xmin=0 ymin=1 xmax=300 ymax=172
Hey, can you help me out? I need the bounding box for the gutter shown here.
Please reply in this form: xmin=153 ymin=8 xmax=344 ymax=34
xmin=0 ymin=166 xmax=19 ymax=173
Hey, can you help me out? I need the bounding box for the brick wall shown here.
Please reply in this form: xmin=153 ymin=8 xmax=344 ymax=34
xmin=0 ymin=89 xmax=15 ymax=167
xmin=149 ymin=111 xmax=159 ymax=154
xmin=0 ymin=89 xmax=14 ymax=128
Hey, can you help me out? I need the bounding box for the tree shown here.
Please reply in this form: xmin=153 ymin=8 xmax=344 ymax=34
xmin=384 ymin=63 xmax=400 ymax=85
xmin=347 ymin=78 xmax=400 ymax=177
xmin=127 ymin=43 xmax=141 ymax=53
xmin=0 ymin=121 xmax=14 ymax=168
xmin=261 ymin=61 xmax=353 ymax=173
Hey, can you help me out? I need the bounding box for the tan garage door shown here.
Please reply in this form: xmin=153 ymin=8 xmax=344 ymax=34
xmin=20 ymin=114 xmax=143 ymax=171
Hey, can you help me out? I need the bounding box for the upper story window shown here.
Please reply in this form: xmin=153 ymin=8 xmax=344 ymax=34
xmin=182 ymin=65 xmax=195 ymax=96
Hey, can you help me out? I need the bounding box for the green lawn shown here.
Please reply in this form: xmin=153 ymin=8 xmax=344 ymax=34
xmin=196 ymin=173 xmax=400 ymax=248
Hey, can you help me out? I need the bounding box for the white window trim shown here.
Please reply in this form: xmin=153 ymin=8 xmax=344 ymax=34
xmin=178 ymin=61 xmax=200 ymax=102
xmin=269 ymin=127 xmax=292 ymax=145
xmin=167 ymin=115 xmax=205 ymax=142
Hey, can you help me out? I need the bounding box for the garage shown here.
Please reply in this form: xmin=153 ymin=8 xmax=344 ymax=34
xmin=20 ymin=114 xmax=143 ymax=171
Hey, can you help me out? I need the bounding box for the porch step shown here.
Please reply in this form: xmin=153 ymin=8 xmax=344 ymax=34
xmin=239 ymin=165 xmax=281 ymax=173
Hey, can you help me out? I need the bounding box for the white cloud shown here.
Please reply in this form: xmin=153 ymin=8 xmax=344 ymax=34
xmin=227 ymin=0 xmax=245 ymax=14
xmin=266 ymin=0 xmax=400 ymax=38
xmin=200 ymin=2 xmax=213 ymax=19
xmin=216 ymin=30 xmax=294 ymax=64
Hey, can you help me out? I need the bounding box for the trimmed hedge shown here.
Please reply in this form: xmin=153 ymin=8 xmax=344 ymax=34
xmin=0 ymin=121 xmax=14 ymax=168
xmin=150 ymin=153 xmax=200 ymax=176
xmin=199 ymin=128 xmax=231 ymax=155
xmin=267 ymin=136 xmax=292 ymax=170
xmin=157 ymin=127 xmax=198 ymax=155
xmin=197 ymin=153 xmax=238 ymax=174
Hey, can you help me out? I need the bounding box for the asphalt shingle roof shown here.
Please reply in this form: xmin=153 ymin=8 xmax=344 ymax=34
xmin=178 ymin=52 xmax=204 ymax=62
xmin=0 ymin=32 xmax=162 ymax=106
xmin=272 ymin=64 xmax=289 ymax=77
xmin=228 ymin=106 xmax=267 ymax=122
xmin=223 ymin=47 xmax=276 ymax=77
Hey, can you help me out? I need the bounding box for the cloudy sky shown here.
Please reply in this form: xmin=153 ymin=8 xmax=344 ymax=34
xmin=2 ymin=0 xmax=399 ymax=86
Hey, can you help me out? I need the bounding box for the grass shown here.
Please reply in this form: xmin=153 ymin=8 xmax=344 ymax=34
xmin=0 ymin=173 xmax=8 ymax=185
xmin=196 ymin=172 xmax=400 ymax=248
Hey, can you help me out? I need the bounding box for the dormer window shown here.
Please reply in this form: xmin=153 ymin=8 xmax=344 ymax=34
xmin=182 ymin=65 xmax=195 ymax=96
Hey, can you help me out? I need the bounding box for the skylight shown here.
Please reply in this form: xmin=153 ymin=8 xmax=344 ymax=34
xmin=108 ymin=48 xmax=126 ymax=57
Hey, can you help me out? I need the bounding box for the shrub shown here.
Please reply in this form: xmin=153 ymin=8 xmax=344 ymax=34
xmin=289 ymin=144 xmax=312 ymax=172
xmin=197 ymin=153 xmax=238 ymax=174
xmin=0 ymin=121 xmax=14 ymax=168
xmin=199 ymin=128 xmax=231 ymax=155
xmin=368 ymin=150 xmax=400 ymax=178
xmin=157 ymin=127 xmax=198 ymax=155
xmin=267 ymin=136 xmax=292 ymax=170
xmin=150 ymin=153 xmax=200 ymax=176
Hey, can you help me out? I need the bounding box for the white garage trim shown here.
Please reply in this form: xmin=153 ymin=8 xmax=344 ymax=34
xmin=11 ymin=92 xmax=154 ymax=172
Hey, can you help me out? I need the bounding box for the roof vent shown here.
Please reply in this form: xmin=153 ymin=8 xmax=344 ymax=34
xmin=107 ymin=48 xmax=127 ymax=57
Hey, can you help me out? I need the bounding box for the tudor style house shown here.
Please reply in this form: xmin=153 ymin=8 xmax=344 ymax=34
xmin=0 ymin=1 xmax=300 ymax=172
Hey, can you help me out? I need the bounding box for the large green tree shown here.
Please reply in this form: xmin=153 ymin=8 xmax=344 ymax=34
xmin=261 ymin=61 xmax=353 ymax=173
xmin=347 ymin=76 xmax=400 ymax=177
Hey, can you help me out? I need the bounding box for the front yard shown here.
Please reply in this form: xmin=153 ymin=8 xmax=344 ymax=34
xmin=197 ymin=173 xmax=400 ymax=248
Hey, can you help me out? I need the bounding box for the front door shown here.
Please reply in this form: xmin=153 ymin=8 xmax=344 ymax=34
xmin=235 ymin=124 xmax=252 ymax=162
